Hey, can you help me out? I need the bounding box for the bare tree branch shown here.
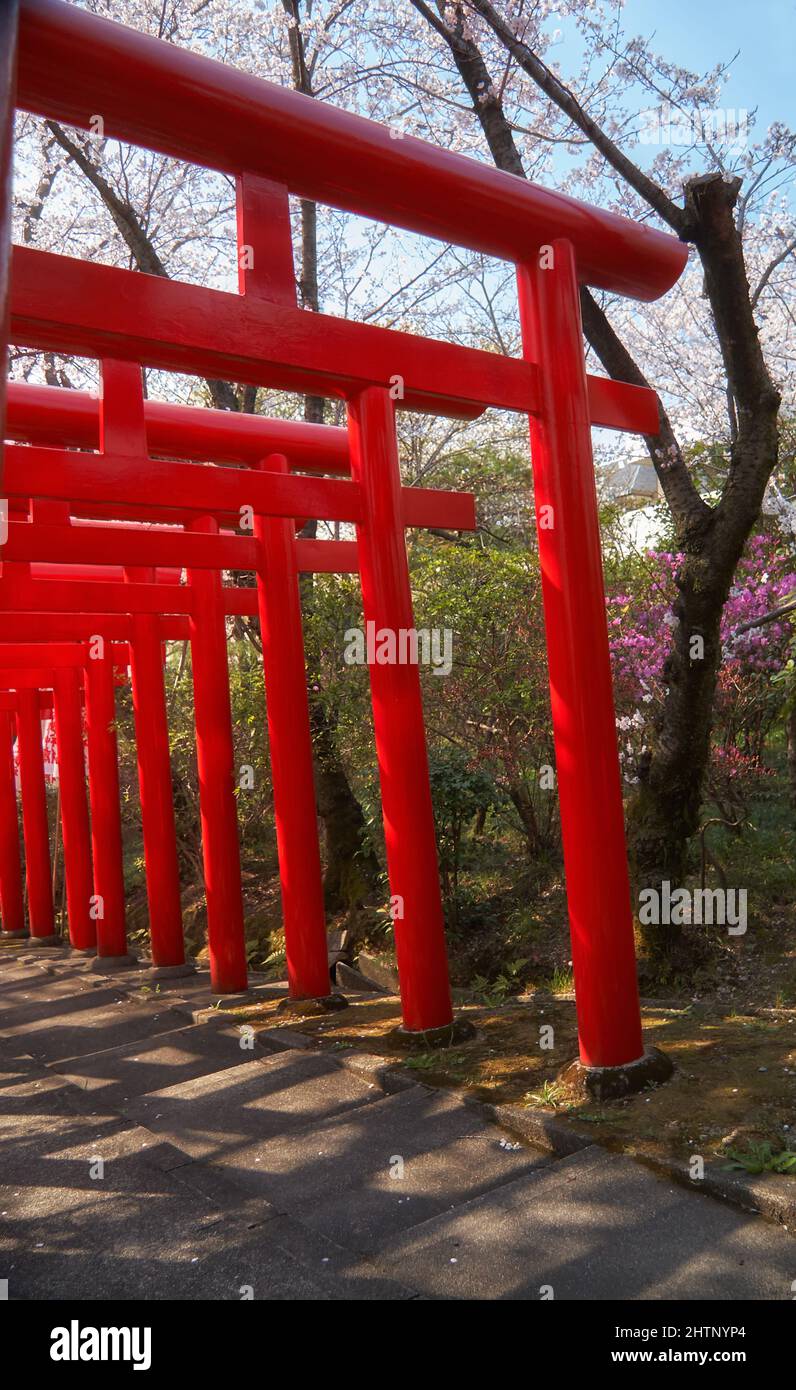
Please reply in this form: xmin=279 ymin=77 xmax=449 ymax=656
xmin=464 ymin=0 xmax=689 ymax=234
xmin=409 ymin=0 xmax=707 ymax=533
xmin=751 ymin=235 xmax=796 ymax=309
xmin=46 ymin=121 xmax=242 ymax=412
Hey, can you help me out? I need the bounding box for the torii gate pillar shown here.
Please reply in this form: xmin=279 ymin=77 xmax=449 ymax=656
xmin=52 ymin=667 xmax=95 ymax=952
xmin=84 ymin=645 xmax=129 ymax=960
xmin=15 ymin=686 xmax=56 ymax=941
xmin=519 ymin=243 xmax=668 ymax=1088
xmin=0 ymin=708 xmax=25 ymax=937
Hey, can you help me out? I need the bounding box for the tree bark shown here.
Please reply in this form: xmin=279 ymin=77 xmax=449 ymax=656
xmin=506 ymin=776 xmax=543 ymax=856
xmin=632 ymin=174 xmax=781 ymax=880
xmin=310 ymin=697 xmax=381 ymax=910
xmin=787 ymin=705 xmax=796 ymax=811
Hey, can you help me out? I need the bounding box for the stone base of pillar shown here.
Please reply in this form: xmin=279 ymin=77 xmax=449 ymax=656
xmin=558 ymin=1045 xmax=673 ymax=1102
xmin=0 ymin=929 xmax=29 ymax=939
xmin=390 ymin=1017 xmax=477 ymax=1050
xmin=24 ymin=934 xmax=62 ymax=948
xmin=88 ymin=953 xmax=139 ymax=973
xmin=276 ymin=993 xmax=349 ymax=1018
xmin=138 ymin=961 xmax=197 ymax=981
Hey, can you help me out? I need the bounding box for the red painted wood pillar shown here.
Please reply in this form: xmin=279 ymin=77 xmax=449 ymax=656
xmin=52 ymin=667 xmax=95 ymax=951
xmin=187 ymin=516 xmax=248 ymax=993
xmin=237 ymin=179 xmax=329 ymax=996
xmin=0 ymin=708 xmax=25 ymax=935
xmin=16 ymin=686 xmax=55 ymax=940
xmin=84 ymin=645 xmax=127 ymax=957
xmin=254 ymin=454 xmax=330 ymax=1000
xmin=127 ymin=603 xmax=185 ymax=967
xmin=347 ymin=388 xmax=453 ymax=1033
xmin=101 ymin=361 xmax=184 ymax=969
xmin=517 ymin=241 xmax=643 ymax=1069
xmin=0 ymin=0 xmax=18 ymax=462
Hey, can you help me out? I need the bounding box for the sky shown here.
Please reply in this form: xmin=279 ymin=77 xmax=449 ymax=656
xmin=537 ymin=0 xmax=796 ymax=208
xmin=612 ymin=0 xmax=793 ymax=137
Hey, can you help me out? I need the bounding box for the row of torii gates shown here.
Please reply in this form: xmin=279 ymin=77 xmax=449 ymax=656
xmin=0 ymin=0 xmax=687 ymax=1075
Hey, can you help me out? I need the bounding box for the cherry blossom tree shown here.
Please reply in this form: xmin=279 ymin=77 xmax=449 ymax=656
xmin=374 ymin=0 xmax=795 ymax=888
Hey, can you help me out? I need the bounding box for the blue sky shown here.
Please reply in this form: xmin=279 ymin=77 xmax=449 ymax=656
xmin=536 ymin=0 xmax=795 ymax=207
xmin=618 ymin=0 xmax=793 ymax=136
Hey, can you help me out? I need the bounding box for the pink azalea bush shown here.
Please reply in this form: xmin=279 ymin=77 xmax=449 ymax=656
xmin=607 ymin=532 xmax=796 ymax=798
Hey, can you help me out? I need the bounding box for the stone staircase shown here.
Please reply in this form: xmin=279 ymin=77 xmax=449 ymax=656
xmin=1 ymin=947 xmax=794 ymax=1300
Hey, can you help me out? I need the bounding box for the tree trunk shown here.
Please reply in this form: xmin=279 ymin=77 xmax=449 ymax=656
xmin=310 ymin=697 xmax=381 ymax=911
xmin=786 ymin=705 xmax=796 ymax=812
xmin=630 ymin=174 xmax=781 ymax=885
xmin=506 ymin=776 xmax=542 ymax=857
xmin=632 ymin=547 xmax=728 ymax=882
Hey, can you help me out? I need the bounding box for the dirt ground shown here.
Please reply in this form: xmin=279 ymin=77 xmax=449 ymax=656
xmin=220 ymin=989 xmax=796 ymax=1172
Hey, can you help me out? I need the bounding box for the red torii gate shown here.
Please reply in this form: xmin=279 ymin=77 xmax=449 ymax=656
xmin=0 ymin=0 xmax=688 ymax=1078
xmin=0 ymin=606 xmax=195 ymax=967
xmin=0 ymin=676 xmax=54 ymax=942
xmin=2 ymin=371 xmax=478 ymax=1008
xmin=0 ymin=645 xmax=132 ymax=953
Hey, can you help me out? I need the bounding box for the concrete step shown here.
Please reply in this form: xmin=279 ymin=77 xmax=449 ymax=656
xmin=50 ymin=1021 xmax=277 ymax=1108
xmin=3 ymin=950 xmax=795 ymax=1302
xmin=0 ymin=997 xmax=191 ymax=1066
xmin=0 ymin=959 xmax=84 ymax=994
xmin=202 ymin=1082 xmax=552 ymax=1253
xmin=363 ymin=1144 xmax=796 ymax=1300
xmin=0 ymin=967 xmax=111 ymax=1015
xmin=0 ymin=1114 xmax=413 ymax=1301
xmin=0 ymin=982 xmax=135 ymax=1035
xmin=0 ymin=1043 xmax=113 ymax=1134
xmin=119 ymin=1048 xmax=386 ymax=1161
